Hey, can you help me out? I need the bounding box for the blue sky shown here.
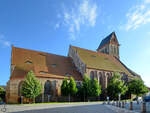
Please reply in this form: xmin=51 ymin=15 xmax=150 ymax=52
xmin=0 ymin=0 xmax=150 ymax=87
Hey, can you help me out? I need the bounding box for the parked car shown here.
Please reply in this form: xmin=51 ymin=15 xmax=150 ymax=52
xmin=144 ymin=96 xmax=150 ymax=102
xmin=0 ymin=101 xmax=4 ymax=105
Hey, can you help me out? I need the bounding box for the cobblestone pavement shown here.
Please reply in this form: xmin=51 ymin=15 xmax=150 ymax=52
xmin=0 ymin=102 xmax=137 ymax=113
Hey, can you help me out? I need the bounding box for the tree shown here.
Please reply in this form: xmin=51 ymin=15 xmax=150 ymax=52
xmin=107 ymin=72 xmax=128 ymax=100
xmin=21 ymin=70 xmax=42 ymax=103
xmin=128 ymin=78 xmax=149 ymax=97
xmin=68 ymin=77 xmax=78 ymax=96
xmin=61 ymin=78 xmax=69 ymax=96
xmin=90 ymin=78 xmax=101 ymax=97
xmin=79 ymin=74 xmax=101 ymax=101
xmin=0 ymin=87 xmax=5 ymax=102
xmin=81 ymin=74 xmax=91 ymax=99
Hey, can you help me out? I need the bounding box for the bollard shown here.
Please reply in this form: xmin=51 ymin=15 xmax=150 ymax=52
xmin=116 ymin=101 xmax=119 ymax=107
xmin=103 ymin=101 xmax=106 ymax=104
xmin=107 ymin=101 xmax=109 ymax=105
xmin=114 ymin=101 xmax=116 ymax=106
xmin=112 ymin=101 xmax=114 ymax=106
xmin=141 ymin=102 xmax=146 ymax=113
xmin=129 ymin=101 xmax=133 ymax=110
xmin=125 ymin=100 xmax=126 ymax=104
xmin=122 ymin=101 xmax=125 ymax=108
xmin=119 ymin=101 xmax=121 ymax=107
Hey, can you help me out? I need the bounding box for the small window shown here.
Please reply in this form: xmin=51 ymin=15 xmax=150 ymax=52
xmin=25 ymin=61 xmax=32 ymax=64
xmin=51 ymin=64 xmax=56 ymax=67
xmin=40 ymin=71 xmax=48 ymax=74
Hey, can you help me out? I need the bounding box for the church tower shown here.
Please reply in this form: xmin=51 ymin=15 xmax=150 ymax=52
xmin=97 ymin=32 xmax=120 ymax=59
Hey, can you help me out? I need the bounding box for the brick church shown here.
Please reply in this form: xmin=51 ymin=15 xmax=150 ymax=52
xmin=6 ymin=32 xmax=140 ymax=103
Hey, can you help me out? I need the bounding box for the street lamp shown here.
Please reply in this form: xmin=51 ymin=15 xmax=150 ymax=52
xmin=118 ymin=93 xmax=121 ymax=101
xmin=48 ymin=95 xmax=51 ymax=102
xmin=118 ymin=93 xmax=121 ymax=107
xmin=107 ymin=96 xmax=109 ymax=104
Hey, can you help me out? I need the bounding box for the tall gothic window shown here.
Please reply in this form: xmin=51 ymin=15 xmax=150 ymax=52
xmin=18 ymin=81 xmax=24 ymax=96
xmin=90 ymin=71 xmax=95 ymax=80
xmin=111 ymin=45 xmax=113 ymax=54
xmin=107 ymin=73 xmax=111 ymax=85
xmin=114 ymin=46 xmax=116 ymax=54
xmin=44 ymin=80 xmax=51 ymax=95
xmin=99 ymin=72 xmax=103 ymax=87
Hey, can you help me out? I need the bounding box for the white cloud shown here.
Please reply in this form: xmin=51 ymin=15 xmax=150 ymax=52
xmin=55 ymin=23 xmax=60 ymax=29
xmin=125 ymin=0 xmax=150 ymax=31
xmin=0 ymin=34 xmax=11 ymax=47
xmin=57 ymin=0 xmax=98 ymax=40
xmin=148 ymin=31 xmax=150 ymax=35
xmin=145 ymin=0 xmax=150 ymax=4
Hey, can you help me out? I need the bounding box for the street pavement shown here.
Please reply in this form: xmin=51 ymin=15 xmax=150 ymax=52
xmin=0 ymin=102 xmax=137 ymax=113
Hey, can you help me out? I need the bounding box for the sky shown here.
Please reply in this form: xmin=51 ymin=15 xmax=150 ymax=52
xmin=0 ymin=0 xmax=150 ymax=87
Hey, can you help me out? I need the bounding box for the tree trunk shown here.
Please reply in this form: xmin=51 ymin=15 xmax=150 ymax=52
xmin=33 ymin=98 xmax=35 ymax=103
xmin=68 ymin=94 xmax=70 ymax=103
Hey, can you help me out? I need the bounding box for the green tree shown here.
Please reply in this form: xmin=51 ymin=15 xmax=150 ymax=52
xmin=90 ymin=78 xmax=101 ymax=97
xmin=0 ymin=87 xmax=5 ymax=102
xmin=78 ymin=74 xmax=101 ymax=101
xmin=81 ymin=74 xmax=91 ymax=99
xmin=68 ymin=77 xmax=78 ymax=96
xmin=128 ymin=79 xmax=149 ymax=97
xmin=61 ymin=78 xmax=69 ymax=96
xmin=21 ymin=70 xmax=42 ymax=102
xmin=107 ymin=72 xmax=128 ymax=100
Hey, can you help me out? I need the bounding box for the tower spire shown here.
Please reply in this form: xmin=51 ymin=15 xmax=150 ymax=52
xmin=97 ymin=32 xmax=120 ymax=59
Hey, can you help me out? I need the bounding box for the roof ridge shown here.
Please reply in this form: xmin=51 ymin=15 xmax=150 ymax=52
xmin=12 ymin=46 xmax=68 ymax=58
xmin=71 ymin=45 xmax=115 ymax=58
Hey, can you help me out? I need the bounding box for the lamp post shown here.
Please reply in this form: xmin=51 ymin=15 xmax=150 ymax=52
xmin=48 ymin=95 xmax=51 ymax=102
xmin=118 ymin=93 xmax=121 ymax=101
xmin=118 ymin=93 xmax=121 ymax=107
xmin=21 ymin=96 xmax=23 ymax=104
xmin=107 ymin=96 xmax=109 ymax=104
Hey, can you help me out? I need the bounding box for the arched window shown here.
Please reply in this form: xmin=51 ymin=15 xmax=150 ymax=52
xmin=99 ymin=72 xmax=103 ymax=86
xmin=107 ymin=73 xmax=112 ymax=85
xmin=114 ymin=46 xmax=116 ymax=54
xmin=111 ymin=45 xmax=113 ymax=54
xmin=90 ymin=71 xmax=95 ymax=80
xmin=105 ymin=48 xmax=107 ymax=53
xmin=18 ymin=81 xmax=24 ymax=96
xmin=44 ymin=80 xmax=51 ymax=95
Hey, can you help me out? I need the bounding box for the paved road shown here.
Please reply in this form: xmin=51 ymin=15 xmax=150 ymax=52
xmin=0 ymin=102 xmax=137 ymax=113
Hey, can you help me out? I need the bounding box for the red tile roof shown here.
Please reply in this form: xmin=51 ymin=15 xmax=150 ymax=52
xmin=11 ymin=46 xmax=82 ymax=81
